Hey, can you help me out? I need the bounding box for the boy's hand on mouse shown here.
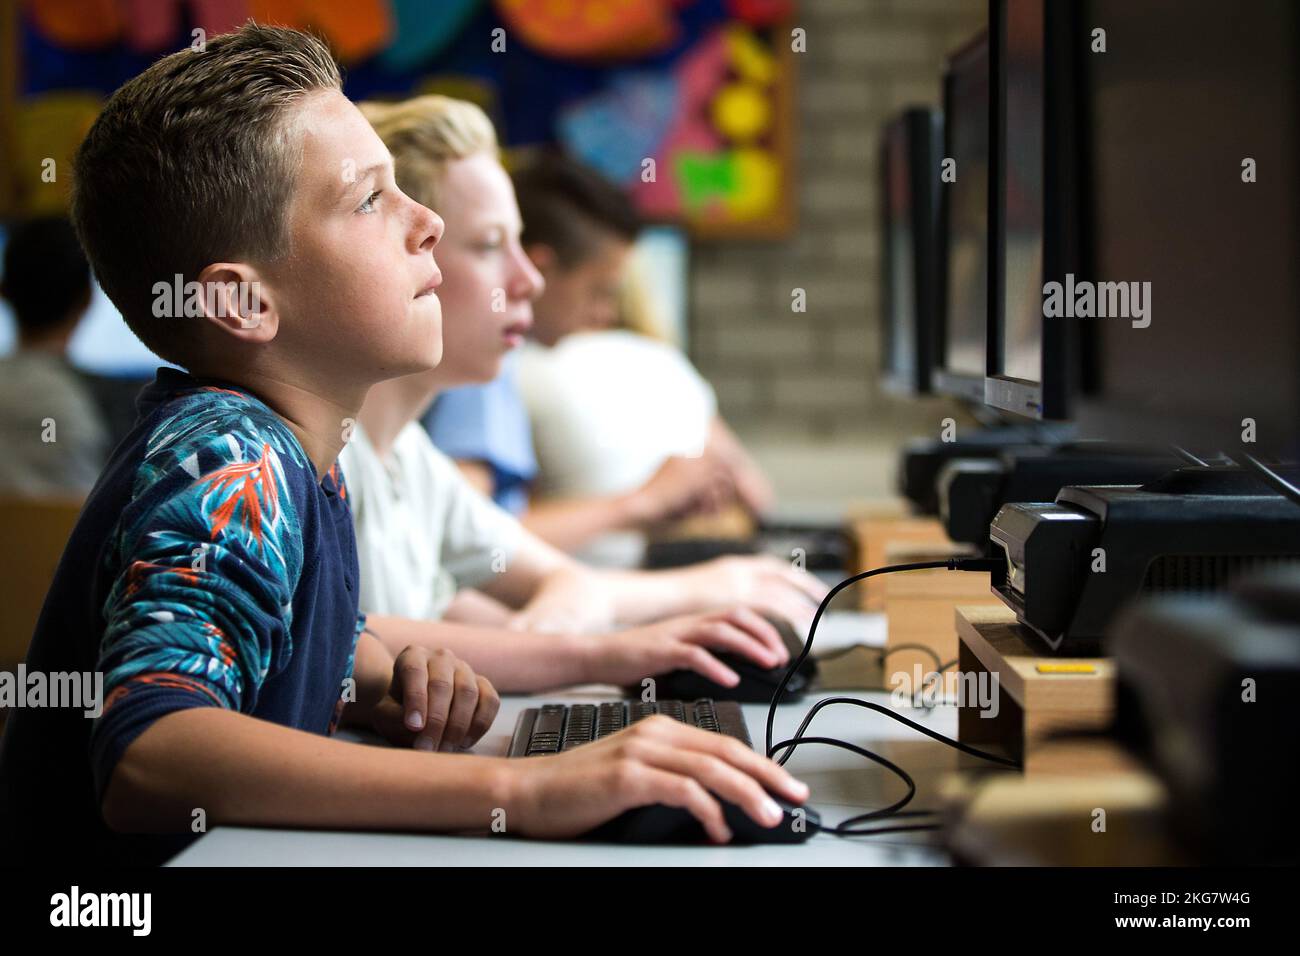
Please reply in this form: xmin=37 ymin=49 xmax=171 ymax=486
xmin=504 ymin=715 xmax=810 ymax=843
xmin=371 ymin=646 xmax=500 ymax=752
xmin=584 ymin=607 xmax=790 ymax=687
xmin=684 ymin=554 xmax=829 ymax=633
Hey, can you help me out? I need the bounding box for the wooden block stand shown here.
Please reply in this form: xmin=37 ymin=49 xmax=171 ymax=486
xmin=851 ymin=510 xmax=948 ymax=611
xmin=882 ymin=539 xmax=999 ymax=695
xmin=955 ymin=605 xmax=1120 ymax=775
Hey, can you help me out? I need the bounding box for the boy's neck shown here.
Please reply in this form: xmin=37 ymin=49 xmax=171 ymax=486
xmin=18 ymin=325 xmax=75 ymax=356
xmin=196 ymin=365 xmax=363 ymax=484
xmin=357 ymin=373 xmax=441 ymax=461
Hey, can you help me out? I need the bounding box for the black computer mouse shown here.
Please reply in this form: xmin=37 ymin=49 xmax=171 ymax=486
xmin=582 ymin=794 xmax=819 ymax=844
xmin=652 ymin=651 xmax=815 ymax=703
xmin=646 ymin=616 xmax=818 ymax=703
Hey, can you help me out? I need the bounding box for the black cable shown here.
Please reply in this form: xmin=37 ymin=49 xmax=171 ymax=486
xmin=1168 ymin=444 xmax=1209 ymax=468
xmin=771 ymin=734 xmax=917 ymax=820
xmin=772 ymin=696 xmax=1021 ymax=770
xmin=762 ymin=558 xmax=1012 ymax=839
xmin=835 ymin=823 xmax=941 ymax=837
xmin=771 ymin=698 xmax=1017 ymax=838
xmin=814 ymin=643 xmax=951 ymax=711
xmin=883 ymin=643 xmax=944 ymax=670
xmin=814 ymin=641 xmax=943 ymax=670
xmin=907 ymin=660 xmax=960 ymax=709
xmin=812 ymin=642 xmax=873 ymax=663
xmin=908 ymin=658 xmax=959 ymax=705
xmin=1232 ymin=452 xmax=1300 ymax=509
xmin=765 ymin=557 xmax=1004 ymax=755
xmin=770 ymin=735 xmax=939 ymax=838
xmin=909 ymin=672 xmax=944 ymax=710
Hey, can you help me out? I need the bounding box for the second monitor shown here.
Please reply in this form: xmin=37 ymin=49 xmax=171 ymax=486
xmin=984 ymin=0 xmax=1082 ymax=421
xmin=933 ymin=32 xmax=990 ymax=404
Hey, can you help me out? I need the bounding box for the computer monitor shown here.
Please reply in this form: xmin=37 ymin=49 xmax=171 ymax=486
xmin=1072 ymin=0 xmax=1300 ymax=461
xmin=933 ymin=33 xmax=991 ymax=403
xmin=985 ymin=0 xmax=1082 ymax=420
xmin=880 ymin=108 xmax=942 ymax=396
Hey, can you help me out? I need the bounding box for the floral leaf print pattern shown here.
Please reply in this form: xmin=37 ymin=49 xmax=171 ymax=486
xmin=203 ymin=443 xmax=281 ymax=543
xmin=3 ymin=370 xmax=367 ymax=835
xmin=196 ymin=440 xmax=292 ymax=576
xmin=95 ymin=389 xmax=309 ymax=729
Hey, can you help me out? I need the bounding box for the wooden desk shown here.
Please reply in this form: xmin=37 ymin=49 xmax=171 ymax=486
xmin=939 ymin=745 xmax=1188 ymax=865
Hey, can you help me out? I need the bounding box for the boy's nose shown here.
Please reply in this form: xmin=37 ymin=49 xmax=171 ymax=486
xmin=415 ymin=205 xmax=444 ymax=253
xmin=511 ymin=247 xmax=545 ymax=300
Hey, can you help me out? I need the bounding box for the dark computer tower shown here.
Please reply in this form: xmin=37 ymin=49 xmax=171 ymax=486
xmin=990 ymin=467 xmax=1300 ymax=652
xmin=896 ymin=424 xmax=1065 ymax=515
xmin=938 ymin=442 xmax=1180 ymax=548
xmin=1109 ymin=567 xmax=1300 ymax=864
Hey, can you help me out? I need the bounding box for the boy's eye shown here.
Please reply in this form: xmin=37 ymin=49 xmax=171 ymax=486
xmin=359 ymin=190 xmax=382 ymax=214
xmin=476 ymin=229 xmax=508 ymax=252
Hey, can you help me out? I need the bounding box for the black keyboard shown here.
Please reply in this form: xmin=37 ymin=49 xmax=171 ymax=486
xmin=507 ymin=699 xmax=751 ymax=757
xmin=642 ymin=523 xmax=853 ymax=575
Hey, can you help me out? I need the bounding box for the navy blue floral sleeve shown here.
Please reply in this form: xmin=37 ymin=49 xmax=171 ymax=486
xmin=0 ymin=371 xmax=364 ymax=862
xmin=88 ymin=385 xmax=362 ymax=798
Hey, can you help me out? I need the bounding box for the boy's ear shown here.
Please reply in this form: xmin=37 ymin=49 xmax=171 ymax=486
xmin=194 ymin=262 xmax=278 ymax=343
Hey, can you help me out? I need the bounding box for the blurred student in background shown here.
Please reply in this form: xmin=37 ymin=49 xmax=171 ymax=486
xmin=345 ymin=95 xmax=822 ymax=657
xmin=420 ymin=347 xmax=536 ymax=515
xmin=426 ymin=152 xmax=774 ymax=558
xmin=0 ymin=217 xmax=109 ymax=497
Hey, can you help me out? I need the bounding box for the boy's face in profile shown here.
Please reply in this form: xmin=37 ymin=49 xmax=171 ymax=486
xmin=529 ymin=233 xmax=629 ymax=347
xmin=428 ymin=152 xmax=543 ymax=387
xmin=257 ymin=90 xmax=445 ymax=386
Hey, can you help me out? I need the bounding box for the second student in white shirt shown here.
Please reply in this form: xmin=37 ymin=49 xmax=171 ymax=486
xmin=339 ymin=94 xmax=826 ymax=695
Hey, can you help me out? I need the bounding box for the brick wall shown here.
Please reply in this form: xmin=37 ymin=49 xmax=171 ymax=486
xmin=690 ymin=0 xmax=989 ymax=448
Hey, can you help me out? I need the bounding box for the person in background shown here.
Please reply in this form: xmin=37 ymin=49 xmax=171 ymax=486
xmin=426 ymin=150 xmax=773 ymax=556
xmin=0 ymin=216 xmax=109 ymax=496
xmin=348 ymin=95 xmax=824 ymax=645
xmin=1 ymin=28 xmax=808 ymax=861
xmin=511 ymin=152 xmax=775 ymax=555
xmin=420 ymin=353 xmax=536 ymax=515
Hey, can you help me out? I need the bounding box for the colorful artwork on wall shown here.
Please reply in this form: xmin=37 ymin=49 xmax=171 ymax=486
xmin=556 ymin=21 xmax=789 ymax=233
xmin=2 ymin=0 xmax=795 ymax=237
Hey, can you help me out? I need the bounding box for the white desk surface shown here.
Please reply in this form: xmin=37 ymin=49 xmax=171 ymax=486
xmin=170 ymin=612 xmax=986 ymax=867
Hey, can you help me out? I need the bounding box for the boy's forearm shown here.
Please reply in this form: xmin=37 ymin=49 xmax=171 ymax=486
xmin=340 ymin=629 xmax=397 ymax=729
xmin=512 ymin=565 xmax=708 ymax=631
xmin=588 ymin=567 xmax=712 ymax=625
xmin=101 ymin=707 xmax=515 ymax=834
xmin=364 ymin=613 xmax=595 ymax=692
xmin=521 ymin=494 xmax=643 ymax=554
